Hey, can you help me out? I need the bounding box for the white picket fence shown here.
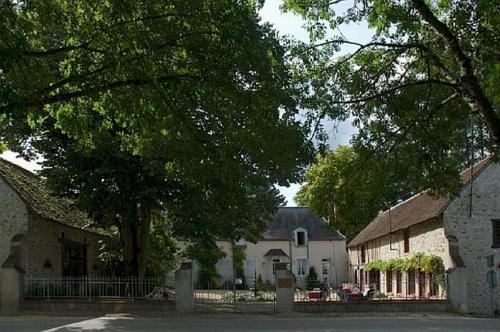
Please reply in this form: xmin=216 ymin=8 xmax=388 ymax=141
xmin=23 ymin=275 xmax=175 ymax=300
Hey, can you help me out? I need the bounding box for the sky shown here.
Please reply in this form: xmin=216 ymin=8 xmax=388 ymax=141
xmin=0 ymin=0 xmax=372 ymax=205
xmin=260 ymin=0 xmax=372 ymax=206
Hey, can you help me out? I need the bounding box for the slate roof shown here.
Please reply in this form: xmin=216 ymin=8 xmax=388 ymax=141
xmin=263 ymin=249 xmax=289 ymax=257
xmin=348 ymin=157 xmax=492 ymax=247
xmin=0 ymin=157 xmax=101 ymax=233
xmin=263 ymin=207 xmax=345 ymax=240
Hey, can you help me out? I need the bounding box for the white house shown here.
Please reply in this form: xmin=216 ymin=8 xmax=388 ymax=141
xmin=347 ymin=157 xmax=500 ymax=315
xmin=182 ymin=207 xmax=348 ymax=287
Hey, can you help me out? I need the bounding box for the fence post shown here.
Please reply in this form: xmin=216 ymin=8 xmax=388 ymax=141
xmin=275 ymin=263 xmax=294 ymax=313
xmin=175 ymin=262 xmax=194 ymax=312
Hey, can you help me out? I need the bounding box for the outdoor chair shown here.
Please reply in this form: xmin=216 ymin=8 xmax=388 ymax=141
xmin=336 ymin=287 xmax=349 ymax=301
xmin=364 ymin=288 xmax=375 ymax=300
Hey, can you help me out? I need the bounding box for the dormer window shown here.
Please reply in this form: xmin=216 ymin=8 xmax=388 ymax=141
xmin=294 ymin=228 xmax=308 ymax=246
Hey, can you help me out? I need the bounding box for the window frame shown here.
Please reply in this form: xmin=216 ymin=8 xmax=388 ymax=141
xmin=386 ymin=270 xmax=393 ymax=293
xmin=272 ymin=258 xmax=280 ymax=275
xmin=321 ymin=258 xmax=329 ymax=275
xmin=297 ymin=258 xmax=307 ymax=276
xmin=492 ymin=219 xmax=500 ymax=248
xmin=294 ymin=228 xmax=308 ymax=246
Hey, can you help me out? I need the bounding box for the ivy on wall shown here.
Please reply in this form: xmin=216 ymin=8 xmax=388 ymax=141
xmin=364 ymin=253 xmax=445 ymax=279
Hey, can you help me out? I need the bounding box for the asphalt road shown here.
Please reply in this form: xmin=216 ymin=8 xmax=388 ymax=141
xmin=0 ymin=314 xmax=498 ymax=332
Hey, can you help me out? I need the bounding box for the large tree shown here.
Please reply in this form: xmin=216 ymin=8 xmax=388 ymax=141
xmin=0 ymin=0 xmax=313 ymax=275
xmin=296 ymin=146 xmax=416 ymax=239
xmin=283 ymin=0 xmax=499 ymax=187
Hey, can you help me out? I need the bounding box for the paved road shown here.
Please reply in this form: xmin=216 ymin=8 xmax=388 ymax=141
xmin=0 ymin=314 xmax=498 ymax=332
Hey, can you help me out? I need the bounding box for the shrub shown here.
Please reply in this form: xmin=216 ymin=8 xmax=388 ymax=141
xmin=306 ymin=266 xmax=319 ymax=290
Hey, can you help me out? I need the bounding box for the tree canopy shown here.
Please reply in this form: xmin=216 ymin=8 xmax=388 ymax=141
xmin=296 ymin=146 xmax=417 ymax=239
xmin=0 ymin=0 xmax=314 ymax=275
xmin=284 ymin=0 xmax=499 ymax=189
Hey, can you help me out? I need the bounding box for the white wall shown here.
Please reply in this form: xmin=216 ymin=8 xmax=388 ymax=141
xmin=176 ymin=238 xmax=348 ymax=287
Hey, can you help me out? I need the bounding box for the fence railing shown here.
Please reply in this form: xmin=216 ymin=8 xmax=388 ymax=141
xmin=23 ymin=275 xmax=175 ymax=300
xmin=193 ymin=277 xmax=276 ymax=312
xmin=294 ymin=275 xmax=446 ymax=302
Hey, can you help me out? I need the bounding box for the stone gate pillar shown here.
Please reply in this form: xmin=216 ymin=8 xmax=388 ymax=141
xmin=1 ymin=234 xmax=25 ymax=312
xmin=175 ymin=262 xmax=194 ymax=312
xmin=275 ymin=262 xmax=294 ymax=313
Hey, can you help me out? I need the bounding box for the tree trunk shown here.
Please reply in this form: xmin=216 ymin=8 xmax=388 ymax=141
xmin=120 ymin=208 xmax=151 ymax=277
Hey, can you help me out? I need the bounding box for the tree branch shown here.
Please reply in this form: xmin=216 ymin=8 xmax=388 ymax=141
xmin=411 ymin=0 xmax=500 ymax=147
xmin=332 ymin=79 xmax=457 ymax=105
xmin=19 ymin=74 xmax=201 ymax=109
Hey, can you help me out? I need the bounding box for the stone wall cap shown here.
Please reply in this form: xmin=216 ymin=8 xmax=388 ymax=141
xmin=1 ymin=255 xmax=25 ymax=272
xmin=10 ymin=233 xmax=24 ymax=243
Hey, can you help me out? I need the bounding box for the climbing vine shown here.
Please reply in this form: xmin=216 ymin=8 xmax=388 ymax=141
xmin=232 ymin=243 xmax=247 ymax=278
xmin=364 ymin=253 xmax=445 ymax=280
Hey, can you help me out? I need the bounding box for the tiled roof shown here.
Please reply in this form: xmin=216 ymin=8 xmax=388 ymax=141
xmin=0 ymin=157 xmax=101 ymax=233
xmin=347 ymin=157 xmax=492 ymax=247
xmin=263 ymin=207 xmax=345 ymax=240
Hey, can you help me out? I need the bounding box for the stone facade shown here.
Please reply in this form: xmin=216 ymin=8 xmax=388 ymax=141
xmin=21 ymin=214 xmax=106 ymax=276
xmin=0 ymin=176 xmax=107 ymax=309
xmin=0 ymin=176 xmax=29 ymax=304
xmin=347 ymin=161 xmax=500 ymax=315
xmin=443 ymin=163 xmax=500 ymax=314
xmin=348 ymin=218 xmax=448 ymax=299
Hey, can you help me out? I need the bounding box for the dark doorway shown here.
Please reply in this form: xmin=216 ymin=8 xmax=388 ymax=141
xmin=62 ymin=241 xmax=87 ymax=276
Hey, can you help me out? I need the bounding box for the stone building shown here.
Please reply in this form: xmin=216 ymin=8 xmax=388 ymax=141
xmin=0 ymin=157 xmax=107 ymax=307
xmin=347 ymin=157 xmax=500 ymax=314
xmin=180 ymin=207 xmax=348 ymax=287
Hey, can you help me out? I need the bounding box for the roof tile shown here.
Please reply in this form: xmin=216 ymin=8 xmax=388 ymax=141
xmin=348 ymin=157 xmax=491 ymax=247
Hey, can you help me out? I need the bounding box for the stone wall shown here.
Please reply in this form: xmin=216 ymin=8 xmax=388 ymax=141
xmin=443 ymin=162 xmax=500 ymax=315
xmin=0 ymin=176 xmax=29 ymax=306
xmin=348 ymin=218 xmax=449 ymax=279
xmin=22 ymin=214 xmax=107 ymax=276
xmin=294 ymin=300 xmax=450 ymax=313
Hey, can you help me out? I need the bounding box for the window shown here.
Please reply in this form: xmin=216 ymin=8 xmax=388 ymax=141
xmin=272 ymin=259 xmax=280 ymax=275
xmin=403 ymin=229 xmax=410 ymax=253
xmin=321 ymin=259 xmax=329 ymax=275
xmin=396 ymin=271 xmax=402 ymax=293
xmin=386 ymin=270 xmax=393 ymax=293
xmin=429 ymin=273 xmax=439 ymax=297
xmin=418 ymin=271 xmax=426 ymax=298
xmin=408 ymin=269 xmax=416 ymax=295
xmin=368 ymin=270 xmax=381 ymax=291
xmin=296 ymin=231 xmax=306 ymax=246
xmin=62 ymin=241 xmax=87 ymax=276
xmin=492 ymin=219 xmax=500 ymax=248
xmin=361 ymin=245 xmax=366 ymax=263
xmin=297 ymin=258 xmax=307 ymax=276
